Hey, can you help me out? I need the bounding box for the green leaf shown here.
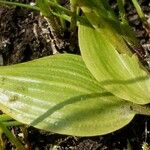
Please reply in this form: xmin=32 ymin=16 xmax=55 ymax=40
xmin=79 ymin=0 xmax=142 ymax=59
xmin=78 ymin=24 xmax=150 ymax=104
xmin=0 ymin=54 xmax=135 ymax=136
xmin=36 ymin=0 xmax=52 ymax=17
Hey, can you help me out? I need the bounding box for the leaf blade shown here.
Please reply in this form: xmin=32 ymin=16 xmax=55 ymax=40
xmin=78 ymin=24 xmax=150 ymax=104
xmin=0 ymin=54 xmax=135 ymax=136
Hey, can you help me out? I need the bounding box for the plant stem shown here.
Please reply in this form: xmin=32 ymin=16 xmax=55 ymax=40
xmin=3 ymin=121 xmax=22 ymax=127
xmin=53 ymin=0 xmax=66 ymax=30
xmin=117 ymin=0 xmax=126 ymax=23
xmin=0 ymin=0 xmax=90 ymax=27
xmin=131 ymin=0 xmax=150 ymax=34
xmin=0 ymin=0 xmax=72 ymax=22
xmin=0 ymin=122 xmax=25 ymax=150
xmin=0 ymin=114 xmax=13 ymax=122
xmin=0 ymin=144 xmax=3 ymax=150
xmin=70 ymin=0 xmax=78 ymax=30
xmin=0 ymin=127 xmax=4 ymax=150
xmin=0 ymin=0 xmax=39 ymax=11
xmin=47 ymin=1 xmax=72 ymax=16
xmin=131 ymin=104 xmax=150 ymax=116
xmin=131 ymin=0 xmax=146 ymax=22
xmin=0 ymin=114 xmax=22 ymax=126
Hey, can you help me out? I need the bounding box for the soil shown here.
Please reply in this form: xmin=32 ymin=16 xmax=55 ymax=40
xmin=0 ymin=0 xmax=150 ymax=150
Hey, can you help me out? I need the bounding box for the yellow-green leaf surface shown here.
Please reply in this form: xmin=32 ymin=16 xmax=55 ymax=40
xmin=79 ymin=24 xmax=150 ymax=104
xmin=78 ymin=0 xmax=133 ymax=56
xmin=0 ymin=54 xmax=134 ymax=136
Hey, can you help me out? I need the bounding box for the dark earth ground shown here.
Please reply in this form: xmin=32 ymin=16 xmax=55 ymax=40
xmin=0 ymin=0 xmax=150 ymax=149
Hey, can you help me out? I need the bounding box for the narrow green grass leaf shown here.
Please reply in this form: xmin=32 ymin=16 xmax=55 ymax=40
xmin=0 ymin=54 xmax=135 ymax=136
xmin=0 ymin=0 xmax=39 ymax=11
xmin=0 ymin=122 xmax=25 ymax=149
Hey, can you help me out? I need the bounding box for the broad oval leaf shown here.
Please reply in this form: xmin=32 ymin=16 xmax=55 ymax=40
xmin=78 ymin=24 xmax=150 ymax=104
xmin=0 ymin=54 xmax=135 ymax=136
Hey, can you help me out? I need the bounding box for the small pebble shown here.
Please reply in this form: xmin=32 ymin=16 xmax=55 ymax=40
xmin=30 ymin=2 xmax=36 ymax=6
